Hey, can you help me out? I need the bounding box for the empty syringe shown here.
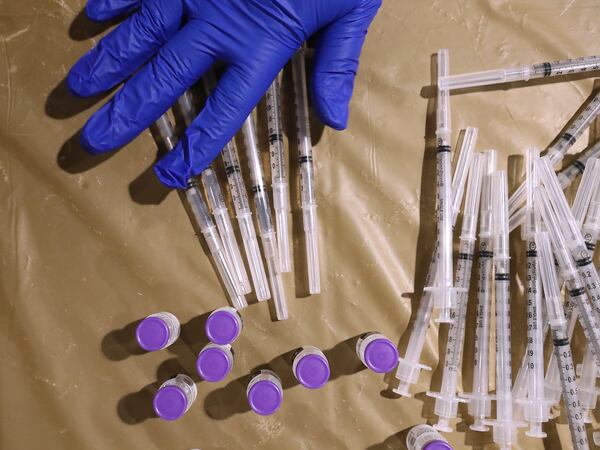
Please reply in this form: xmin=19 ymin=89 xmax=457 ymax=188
xmin=484 ymin=171 xmax=523 ymax=450
xmin=266 ymin=75 xmax=292 ymax=273
xmin=439 ymin=55 xmax=600 ymax=90
xmin=153 ymin=114 xmax=246 ymax=310
xmin=516 ymin=148 xmax=552 ymax=438
xmin=461 ymin=149 xmax=496 ymax=431
xmin=242 ymin=114 xmax=288 ymax=320
xmin=537 ymin=231 xmax=589 ymax=450
xmin=581 ymin=158 xmax=600 ymax=251
xmin=393 ymin=128 xmax=477 ymax=397
xmin=292 ymin=47 xmax=320 ymax=294
xmin=535 ymin=186 xmax=600 ymax=370
xmin=509 ymin=90 xmax=600 ymax=223
xmin=202 ymin=73 xmax=271 ymax=302
xmin=537 ymin=157 xmax=600 ymax=325
xmin=176 ymin=92 xmax=251 ymax=296
xmin=427 ymin=153 xmax=484 ymax=432
xmin=426 ymin=49 xmax=457 ymax=323
xmin=510 ymin=141 xmax=600 ymax=231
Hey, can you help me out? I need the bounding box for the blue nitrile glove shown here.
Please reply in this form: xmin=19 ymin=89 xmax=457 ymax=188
xmin=68 ymin=0 xmax=382 ymax=189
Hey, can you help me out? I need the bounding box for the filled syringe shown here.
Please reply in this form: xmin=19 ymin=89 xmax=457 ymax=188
xmin=153 ymin=114 xmax=247 ymax=310
xmin=439 ymin=55 xmax=600 ymax=90
xmin=426 ymin=48 xmax=457 ymax=323
xmin=427 ymin=152 xmax=484 ymax=432
xmin=484 ymin=171 xmax=523 ymax=450
xmin=510 ymin=140 xmax=600 ymax=231
xmin=202 ymin=74 xmax=271 ymax=302
xmin=508 ymin=90 xmax=600 ymax=224
xmin=242 ymin=114 xmax=289 ymax=320
xmin=176 ymin=91 xmax=251 ymax=296
xmin=515 ymin=148 xmax=552 ymax=438
xmin=393 ymin=127 xmax=477 ymax=397
xmin=266 ymin=75 xmax=292 ymax=273
xmin=292 ymin=47 xmax=320 ymax=294
xmin=461 ymin=150 xmax=496 ymax=432
xmin=536 ymin=231 xmax=589 ymax=450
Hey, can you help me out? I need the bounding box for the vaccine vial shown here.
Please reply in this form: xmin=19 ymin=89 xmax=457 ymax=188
xmin=153 ymin=374 xmax=197 ymax=421
xmin=196 ymin=343 xmax=234 ymax=382
xmin=136 ymin=312 xmax=180 ymax=352
xmin=292 ymin=346 xmax=330 ymax=389
xmin=205 ymin=307 xmax=243 ymax=345
xmin=406 ymin=424 xmax=453 ymax=450
xmin=247 ymin=370 xmax=283 ymax=415
xmin=356 ymin=332 xmax=399 ymax=373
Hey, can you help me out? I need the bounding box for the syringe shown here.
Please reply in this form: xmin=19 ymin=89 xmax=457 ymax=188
xmin=176 ymin=91 xmax=251 ymax=296
xmin=484 ymin=171 xmax=523 ymax=450
xmin=426 ymin=49 xmax=458 ymax=323
xmin=292 ymin=47 xmax=320 ymax=294
xmin=202 ymin=73 xmax=271 ymax=302
xmin=242 ymin=114 xmax=288 ymax=320
xmin=515 ymin=148 xmax=552 ymax=438
xmin=393 ymin=127 xmax=477 ymax=397
xmin=266 ymin=75 xmax=292 ymax=273
xmin=536 ymin=231 xmax=589 ymax=450
xmin=509 ymin=90 xmax=600 ymax=223
xmin=427 ymin=153 xmax=484 ymax=432
xmin=439 ymin=55 xmax=600 ymax=90
xmin=153 ymin=114 xmax=247 ymax=310
xmin=510 ymin=140 xmax=600 ymax=232
xmin=461 ymin=149 xmax=496 ymax=431
xmin=534 ymin=186 xmax=600 ymax=371
xmin=536 ymin=157 xmax=600 ymax=327
xmin=522 ymin=158 xmax=600 ymax=406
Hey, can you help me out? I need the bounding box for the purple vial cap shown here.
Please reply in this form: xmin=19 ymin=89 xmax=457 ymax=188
xmin=424 ymin=441 xmax=454 ymax=450
xmin=196 ymin=347 xmax=233 ymax=382
xmin=153 ymin=386 xmax=187 ymax=421
xmin=364 ymin=338 xmax=399 ymax=373
xmin=248 ymin=380 xmax=283 ymax=415
xmin=205 ymin=310 xmax=241 ymax=345
xmin=136 ymin=317 xmax=170 ymax=351
xmin=295 ymin=354 xmax=330 ymax=389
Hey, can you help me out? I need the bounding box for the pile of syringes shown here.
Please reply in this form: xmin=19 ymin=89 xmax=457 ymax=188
xmin=394 ymin=50 xmax=600 ymax=450
xmin=150 ymin=47 xmax=321 ymax=321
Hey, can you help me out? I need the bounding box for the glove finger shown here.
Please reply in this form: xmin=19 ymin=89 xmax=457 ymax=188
xmin=154 ymin=59 xmax=286 ymax=189
xmin=68 ymin=0 xmax=183 ymax=97
xmin=310 ymin=0 xmax=382 ymax=130
xmin=80 ymin=23 xmax=215 ymax=155
xmin=85 ymin=0 xmax=140 ymax=22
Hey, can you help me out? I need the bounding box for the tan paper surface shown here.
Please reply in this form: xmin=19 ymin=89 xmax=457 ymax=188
xmin=1 ymin=1 xmax=599 ymax=448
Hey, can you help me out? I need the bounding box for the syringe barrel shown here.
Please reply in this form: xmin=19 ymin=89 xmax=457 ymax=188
xmin=266 ymin=77 xmax=286 ymax=184
xmin=531 ymin=55 xmax=600 ymax=78
xmin=552 ymin=332 xmax=590 ymax=450
xmin=221 ymin=141 xmax=252 ymax=213
xmin=202 ymin=167 xmax=226 ymax=213
xmin=473 ymin=242 xmax=493 ymax=388
xmin=559 ymin=141 xmax=600 ymax=184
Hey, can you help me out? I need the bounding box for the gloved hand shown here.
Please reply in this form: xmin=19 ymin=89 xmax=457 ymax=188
xmin=68 ymin=0 xmax=382 ymax=189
